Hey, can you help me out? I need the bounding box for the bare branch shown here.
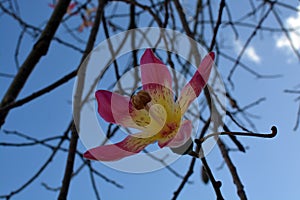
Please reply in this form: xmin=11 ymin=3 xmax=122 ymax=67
xmin=171 ymin=158 xmax=196 ymax=200
xmin=0 ymin=123 xmax=71 ymax=200
xmin=0 ymin=0 xmax=72 ymax=127
xmin=217 ymin=138 xmax=247 ymax=200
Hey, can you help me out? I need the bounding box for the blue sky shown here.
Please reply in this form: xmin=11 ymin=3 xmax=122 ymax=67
xmin=1 ymin=1 xmax=300 ymax=200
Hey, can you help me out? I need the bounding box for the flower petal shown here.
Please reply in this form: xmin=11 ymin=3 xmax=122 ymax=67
xmin=69 ymin=2 xmax=77 ymax=10
xmin=67 ymin=3 xmax=77 ymax=14
xmin=140 ymin=49 xmax=172 ymax=89
xmin=177 ymin=52 xmax=215 ymax=114
xmin=158 ymin=120 xmax=192 ymax=148
xmin=83 ymin=132 xmax=154 ymax=161
xmin=95 ymin=90 xmax=150 ymax=129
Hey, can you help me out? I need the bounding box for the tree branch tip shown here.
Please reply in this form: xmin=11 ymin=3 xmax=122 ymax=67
xmin=216 ymin=181 xmax=222 ymax=188
xmin=271 ymin=126 xmax=277 ymax=136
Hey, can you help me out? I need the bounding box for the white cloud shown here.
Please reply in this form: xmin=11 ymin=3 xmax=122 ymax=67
xmin=233 ymin=39 xmax=261 ymax=63
xmin=244 ymin=46 xmax=261 ymax=63
xmin=276 ymin=5 xmax=300 ymax=55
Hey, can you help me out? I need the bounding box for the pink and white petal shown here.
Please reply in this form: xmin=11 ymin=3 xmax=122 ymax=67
xmin=177 ymin=52 xmax=215 ymax=114
xmin=158 ymin=120 xmax=192 ymax=148
xmin=96 ymin=90 xmax=129 ymax=124
xmin=83 ymin=133 xmax=154 ymax=161
xmin=140 ymin=49 xmax=172 ymax=89
xmin=83 ymin=144 xmax=135 ymax=161
xmin=95 ymin=90 xmax=149 ymax=129
xmin=198 ymin=52 xmax=215 ymax=83
xmin=176 ymin=79 xmax=199 ymax=116
xmin=67 ymin=3 xmax=77 ymax=14
xmin=167 ymin=120 xmax=193 ymax=148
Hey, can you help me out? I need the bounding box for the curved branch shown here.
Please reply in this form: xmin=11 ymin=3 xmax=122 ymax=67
xmin=195 ymin=126 xmax=277 ymax=145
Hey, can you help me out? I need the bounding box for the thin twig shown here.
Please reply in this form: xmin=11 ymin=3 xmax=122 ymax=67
xmin=144 ymin=149 xmax=193 ymax=183
xmin=209 ymin=0 xmax=225 ymax=51
xmin=0 ymin=70 xmax=77 ymax=113
xmin=0 ymin=123 xmax=71 ymax=200
xmin=227 ymin=2 xmax=274 ymax=87
xmin=87 ymin=160 xmax=124 ymax=189
xmin=217 ymin=138 xmax=247 ymax=200
xmin=293 ymin=103 xmax=300 ymax=131
xmin=57 ymin=125 xmax=79 ymax=200
xmin=171 ymin=158 xmax=196 ymax=200
xmin=89 ymin=163 xmax=101 ymax=200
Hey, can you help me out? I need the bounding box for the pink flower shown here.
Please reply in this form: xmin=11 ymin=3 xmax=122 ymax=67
xmin=48 ymin=1 xmax=77 ymax=15
xmin=78 ymin=6 xmax=96 ymax=32
xmin=84 ymin=49 xmax=215 ymax=161
xmin=78 ymin=14 xmax=93 ymax=32
xmin=85 ymin=7 xmax=97 ymax=17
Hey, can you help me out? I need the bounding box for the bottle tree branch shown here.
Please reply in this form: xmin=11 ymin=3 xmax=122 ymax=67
xmin=57 ymin=1 xmax=107 ymax=200
xmin=0 ymin=0 xmax=72 ymax=128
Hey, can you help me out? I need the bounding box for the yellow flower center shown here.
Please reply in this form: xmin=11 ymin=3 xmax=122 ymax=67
xmin=130 ymin=88 xmax=182 ymax=144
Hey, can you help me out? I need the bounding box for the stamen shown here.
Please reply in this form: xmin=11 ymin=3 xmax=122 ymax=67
xmin=131 ymin=90 xmax=152 ymax=110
